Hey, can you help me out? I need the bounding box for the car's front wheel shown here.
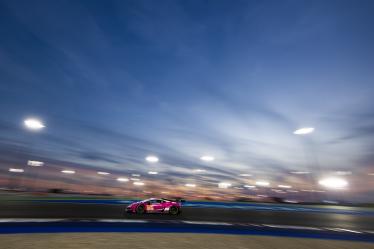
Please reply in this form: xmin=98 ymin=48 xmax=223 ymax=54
xmin=169 ymin=206 xmax=179 ymax=215
xmin=136 ymin=205 xmax=146 ymax=214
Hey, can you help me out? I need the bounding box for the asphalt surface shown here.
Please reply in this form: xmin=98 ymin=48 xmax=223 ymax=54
xmin=2 ymin=233 xmax=373 ymax=249
xmin=1 ymin=201 xmax=374 ymax=230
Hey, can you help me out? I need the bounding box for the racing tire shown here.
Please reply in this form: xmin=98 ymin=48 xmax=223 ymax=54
xmin=169 ymin=206 xmax=179 ymax=215
xmin=136 ymin=204 xmax=146 ymax=214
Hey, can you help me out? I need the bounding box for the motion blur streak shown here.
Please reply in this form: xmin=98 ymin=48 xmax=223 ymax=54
xmin=0 ymin=0 xmax=373 ymax=203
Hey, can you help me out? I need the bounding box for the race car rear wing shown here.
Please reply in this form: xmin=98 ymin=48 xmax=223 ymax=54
xmin=162 ymin=198 xmax=185 ymax=203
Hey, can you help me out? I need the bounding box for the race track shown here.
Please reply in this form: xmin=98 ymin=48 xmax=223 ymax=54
xmin=0 ymin=200 xmax=373 ymax=231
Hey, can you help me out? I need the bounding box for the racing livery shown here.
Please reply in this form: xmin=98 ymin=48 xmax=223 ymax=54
xmin=126 ymin=198 xmax=182 ymax=215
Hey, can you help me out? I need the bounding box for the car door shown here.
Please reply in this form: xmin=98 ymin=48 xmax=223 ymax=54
xmin=150 ymin=199 xmax=164 ymax=212
xmin=144 ymin=201 xmax=154 ymax=212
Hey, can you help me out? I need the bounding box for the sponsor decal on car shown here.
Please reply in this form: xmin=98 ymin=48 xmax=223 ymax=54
xmin=146 ymin=205 xmax=153 ymax=211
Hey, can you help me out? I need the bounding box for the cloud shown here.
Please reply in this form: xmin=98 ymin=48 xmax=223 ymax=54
xmin=0 ymin=0 xmax=374 ymax=201
xmin=77 ymin=151 xmax=121 ymax=164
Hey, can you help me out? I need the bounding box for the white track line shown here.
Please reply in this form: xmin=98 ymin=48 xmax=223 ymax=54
xmin=240 ymin=223 xmax=263 ymax=227
xmin=262 ymin=224 xmax=322 ymax=230
xmin=182 ymin=221 xmax=232 ymax=226
xmin=0 ymin=219 xmax=64 ymax=223
xmin=325 ymin=228 xmax=362 ymax=234
xmin=98 ymin=219 xmax=148 ymax=223
xmin=0 ymin=218 xmax=148 ymax=223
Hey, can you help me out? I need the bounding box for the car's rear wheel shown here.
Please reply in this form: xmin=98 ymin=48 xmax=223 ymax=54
xmin=136 ymin=205 xmax=145 ymax=214
xmin=169 ymin=206 xmax=179 ymax=215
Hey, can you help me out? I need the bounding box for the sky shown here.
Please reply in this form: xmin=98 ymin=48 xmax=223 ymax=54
xmin=0 ymin=0 xmax=373 ymax=202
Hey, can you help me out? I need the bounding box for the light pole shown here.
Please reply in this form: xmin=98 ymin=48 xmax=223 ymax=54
xmin=200 ymin=155 xmax=215 ymax=162
xmin=293 ymin=127 xmax=314 ymax=135
xmin=8 ymin=168 xmax=24 ymax=190
xmin=24 ymin=119 xmax=45 ymax=130
xmin=24 ymin=118 xmax=45 ymax=191
xmin=146 ymin=156 xmax=159 ymax=186
xmin=293 ymin=127 xmax=319 ymax=201
xmin=145 ymin=155 xmax=159 ymax=163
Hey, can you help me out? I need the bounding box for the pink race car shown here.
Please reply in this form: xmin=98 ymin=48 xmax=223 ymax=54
xmin=126 ymin=198 xmax=182 ymax=215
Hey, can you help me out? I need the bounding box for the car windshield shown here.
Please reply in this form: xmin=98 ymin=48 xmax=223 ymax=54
xmin=0 ymin=0 xmax=373 ymax=248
